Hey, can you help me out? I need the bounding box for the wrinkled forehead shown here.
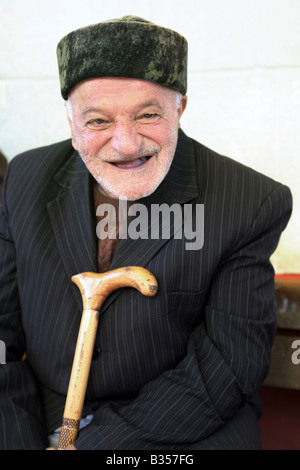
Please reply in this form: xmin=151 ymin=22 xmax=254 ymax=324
xmin=67 ymin=77 xmax=181 ymax=117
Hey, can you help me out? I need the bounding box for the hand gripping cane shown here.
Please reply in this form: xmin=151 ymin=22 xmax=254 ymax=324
xmin=57 ymin=266 xmax=158 ymax=449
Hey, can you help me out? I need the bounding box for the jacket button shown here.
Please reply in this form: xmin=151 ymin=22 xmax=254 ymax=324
xmin=92 ymin=346 xmax=101 ymax=360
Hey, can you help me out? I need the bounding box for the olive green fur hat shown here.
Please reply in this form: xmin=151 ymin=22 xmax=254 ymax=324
xmin=56 ymin=15 xmax=188 ymax=100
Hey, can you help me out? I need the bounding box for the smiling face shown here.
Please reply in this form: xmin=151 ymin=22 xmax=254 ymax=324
xmin=67 ymin=77 xmax=187 ymax=200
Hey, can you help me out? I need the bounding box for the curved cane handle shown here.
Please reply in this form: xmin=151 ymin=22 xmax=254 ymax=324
xmin=57 ymin=266 xmax=158 ymax=449
xmin=72 ymin=266 xmax=158 ymax=310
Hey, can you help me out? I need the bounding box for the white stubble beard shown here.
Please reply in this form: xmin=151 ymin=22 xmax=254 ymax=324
xmin=73 ymin=128 xmax=179 ymax=201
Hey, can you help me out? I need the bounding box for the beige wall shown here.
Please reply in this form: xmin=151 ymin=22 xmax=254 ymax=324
xmin=0 ymin=0 xmax=299 ymax=272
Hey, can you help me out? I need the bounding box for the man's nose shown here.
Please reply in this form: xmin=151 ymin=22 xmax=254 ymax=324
xmin=110 ymin=120 xmax=142 ymax=157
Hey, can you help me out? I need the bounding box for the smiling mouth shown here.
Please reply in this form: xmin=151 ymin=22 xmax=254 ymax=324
xmin=109 ymin=155 xmax=153 ymax=169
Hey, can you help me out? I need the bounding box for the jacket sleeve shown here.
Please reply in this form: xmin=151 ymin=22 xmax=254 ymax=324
xmin=0 ymin=166 xmax=47 ymax=450
xmin=74 ymin=182 xmax=293 ymax=450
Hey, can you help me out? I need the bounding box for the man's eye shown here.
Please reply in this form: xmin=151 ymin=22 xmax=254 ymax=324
xmin=137 ymin=113 xmax=161 ymax=124
xmin=86 ymin=119 xmax=108 ymax=129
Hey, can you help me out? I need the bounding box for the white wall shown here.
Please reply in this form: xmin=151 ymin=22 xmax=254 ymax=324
xmin=0 ymin=0 xmax=299 ymax=273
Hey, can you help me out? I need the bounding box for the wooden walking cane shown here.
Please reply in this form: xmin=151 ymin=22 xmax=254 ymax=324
xmin=57 ymin=266 xmax=158 ymax=450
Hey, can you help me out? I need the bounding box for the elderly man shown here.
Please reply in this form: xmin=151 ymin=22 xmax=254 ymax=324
xmin=0 ymin=16 xmax=292 ymax=450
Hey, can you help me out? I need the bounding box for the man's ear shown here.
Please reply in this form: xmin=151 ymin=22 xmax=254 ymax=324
xmin=65 ymin=102 xmax=78 ymax=151
xmin=178 ymin=95 xmax=188 ymax=119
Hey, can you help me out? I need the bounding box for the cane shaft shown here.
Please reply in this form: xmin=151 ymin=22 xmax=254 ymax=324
xmin=57 ymin=308 xmax=100 ymax=449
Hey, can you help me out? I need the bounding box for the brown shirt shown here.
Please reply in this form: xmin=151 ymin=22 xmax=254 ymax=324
xmin=92 ymin=180 xmax=131 ymax=273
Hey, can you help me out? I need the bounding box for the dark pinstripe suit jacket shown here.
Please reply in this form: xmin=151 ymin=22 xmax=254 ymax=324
xmin=0 ymin=130 xmax=292 ymax=450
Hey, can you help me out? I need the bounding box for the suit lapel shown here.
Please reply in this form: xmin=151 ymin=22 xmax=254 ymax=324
xmin=47 ymin=150 xmax=97 ymax=308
